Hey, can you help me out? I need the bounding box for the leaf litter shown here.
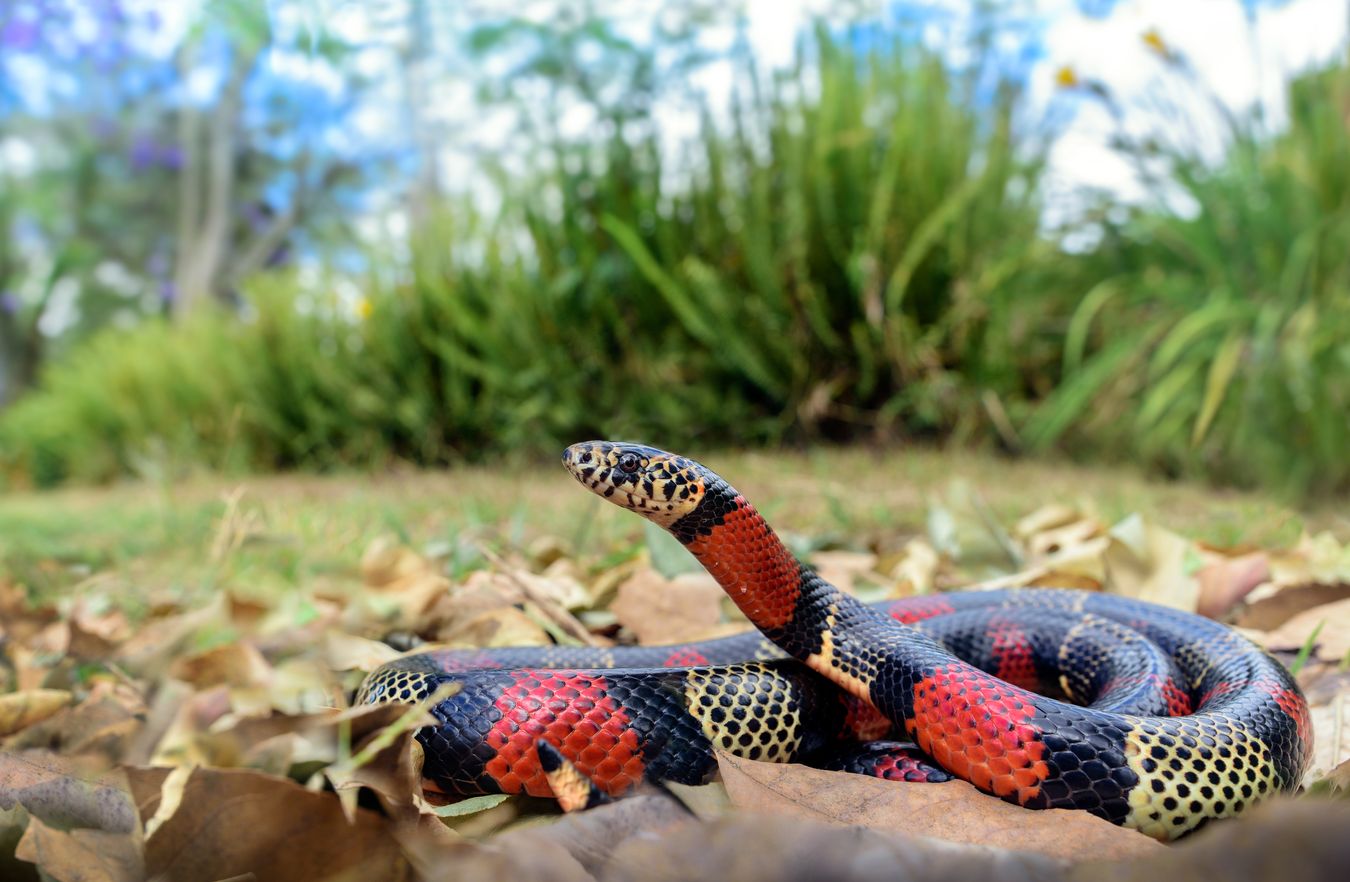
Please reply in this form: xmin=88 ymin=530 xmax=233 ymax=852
xmin=1 ymin=485 xmax=1349 ymax=881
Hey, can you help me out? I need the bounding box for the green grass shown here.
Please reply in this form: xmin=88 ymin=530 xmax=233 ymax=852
xmin=1 ymin=446 xmax=1335 ymax=611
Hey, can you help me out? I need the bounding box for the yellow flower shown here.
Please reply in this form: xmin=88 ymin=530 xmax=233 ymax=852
xmin=355 ymin=297 xmax=372 ymax=320
xmin=1055 ymin=66 xmax=1080 ymax=89
xmin=1142 ymin=28 xmax=1168 ymax=57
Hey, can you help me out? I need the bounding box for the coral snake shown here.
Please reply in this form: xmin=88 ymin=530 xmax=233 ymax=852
xmin=358 ymin=442 xmax=1312 ymax=840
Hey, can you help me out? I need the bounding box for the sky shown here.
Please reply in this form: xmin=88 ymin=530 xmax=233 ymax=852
xmin=710 ymin=0 xmax=1349 ymax=224
xmin=4 ymin=0 xmax=1347 ymax=260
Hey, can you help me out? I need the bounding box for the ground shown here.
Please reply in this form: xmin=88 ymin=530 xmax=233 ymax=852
xmin=2 ymin=445 xmax=1348 ymax=882
xmin=0 ymin=445 xmax=1332 ymax=605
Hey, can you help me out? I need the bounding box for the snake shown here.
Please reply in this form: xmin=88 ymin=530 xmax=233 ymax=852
xmin=357 ymin=441 xmax=1313 ymax=840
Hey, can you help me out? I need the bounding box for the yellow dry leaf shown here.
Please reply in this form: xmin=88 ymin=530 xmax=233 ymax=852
xmin=144 ymin=764 xmax=193 ymax=839
xmin=878 ymin=538 xmax=941 ymax=596
xmin=323 ymin=630 xmax=403 ymax=673
xmin=1013 ymin=503 xmax=1084 ymax=540
xmin=0 ymin=690 xmax=72 ymax=736
xmin=438 ymin=606 xmax=550 ymax=648
xmin=170 ymin=642 xmax=272 ymax=691
xmin=1103 ymin=514 xmax=1199 ymax=611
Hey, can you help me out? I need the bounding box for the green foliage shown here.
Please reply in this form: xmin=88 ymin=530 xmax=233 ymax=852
xmin=1024 ymin=59 xmax=1350 ymax=496
xmin=0 ymin=27 xmax=1051 ymax=486
xmin=3 ymin=24 xmax=1350 ymax=500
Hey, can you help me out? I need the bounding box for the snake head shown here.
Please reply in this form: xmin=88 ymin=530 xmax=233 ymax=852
xmin=562 ymin=441 xmax=708 ymax=527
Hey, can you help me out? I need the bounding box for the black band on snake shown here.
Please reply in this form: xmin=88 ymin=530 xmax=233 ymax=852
xmin=358 ymin=441 xmax=1312 ymax=840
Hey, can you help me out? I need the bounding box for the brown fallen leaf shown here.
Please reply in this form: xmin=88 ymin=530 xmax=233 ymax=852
xmin=5 ymin=683 xmax=144 ymax=758
xmin=605 ymin=809 xmax=1062 ymax=882
xmin=1238 ymin=582 xmax=1350 ymax=631
xmin=125 ymin=765 xmax=413 ymax=882
xmin=171 ymin=641 xmax=273 ymax=691
xmin=1260 ymin=598 xmax=1350 ymax=662
xmin=491 ymin=792 xmax=700 ymax=878
xmin=1196 ymin=551 xmax=1270 ymax=619
xmin=0 ymin=690 xmax=72 ymax=736
xmin=1307 ymin=692 xmax=1349 ymax=783
xmin=716 ymin=753 xmax=1161 ymax=860
xmin=438 ymin=605 xmax=552 ymax=647
xmin=810 ymin=551 xmax=880 ymax=596
xmin=611 ymin=569 xmax=724 ymax=645
xmin=14 ymin=814 xmax=144 ymax=882
xmin=0 ymin=750 xmax=136 ymax=834
xmin=1082 ymin=798 xmax=1350 ymax=882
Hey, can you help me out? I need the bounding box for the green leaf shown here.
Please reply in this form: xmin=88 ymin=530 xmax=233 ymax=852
xmin=429 ymin=793 xmax=511 ymax=817
xmin=1289 ymin=620 xmax=1324 ymax=676
xmin=1192 ymin=333 xmax=1245 ymax=447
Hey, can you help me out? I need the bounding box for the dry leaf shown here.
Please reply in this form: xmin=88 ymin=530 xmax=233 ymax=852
xmin=1270 ymin=531 xmax=1350 ymax=588
xmin=1307 ymin=693 xmax=1350 ymax=783
xmin=528 ymin=535 xmax=569 ymax=568
xmin=1261 ymin=598 xmax=1350 ymax=662
xmin=1103 ymin=515 xmax=1199 ymax=612
xmin=438 ymin=605 xmax=551 ymax=647
xmin=361 ymin=536 xmax=434 ymax=587
xmin=1238 ymin=582 xmax=1350 ymax=631
xmin=1022 ymin=515 xmax=1107 ymax=567
xmin=169 ymin=642 xmax=272 ymax=691
xmin=1015 ymin=503 xmax=1087 ymax=537
xmin=0 ymin=750 xmax=136 ymax=834
xmin=810 ymin=551 xmax=880 ymax=596
xmin=611 ymin=569 xmax=724 ymax=645
xmin=877 ymin=538 xmax=942 ymax=595
xmin=14 ymin=815 xmax=144 ymax=882
xmin=491 ymin=792 xmax=701 ymax=878
xmin=323 ymin=630 xmax=403 ymax=672
xmin=0 ymin=690 xmax=72 ymax=736
xmin=717 ymin=753 xmax=1160 ymax=859
xmin=605 ymin=810 xmax=1062 ymax=882
xmin=5 ymin=684 xmax=144 ymax=758
xmin=1195 ymin=551 xmax=1270 ymax=619
xmin=125 ymin=765 xmax=413 ymax=882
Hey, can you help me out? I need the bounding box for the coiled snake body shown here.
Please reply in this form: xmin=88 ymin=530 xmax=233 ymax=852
xmin=359 ymin=442 xmax=1312 ymax=840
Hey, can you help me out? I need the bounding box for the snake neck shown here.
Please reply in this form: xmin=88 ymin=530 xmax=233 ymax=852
xmin=669 ymin=477 xmax=936 ymax=711
xmin=669 ymin=479 xmax=814 ymax=633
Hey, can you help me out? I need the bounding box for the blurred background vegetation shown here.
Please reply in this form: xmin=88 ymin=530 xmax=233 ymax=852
xmin=0 ymin=0 xmax=1346 ymax=498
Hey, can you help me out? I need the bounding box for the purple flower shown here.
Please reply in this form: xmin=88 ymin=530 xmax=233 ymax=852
xmin=130 ymin=136 xmax=183 ymax=171
xmin=158 ymin=281 xmax=176 ymax=305
xmin=1 ymin=292 xmax=19 ymax=315
xmin=1 ymin=19 xmax=40 ymax=52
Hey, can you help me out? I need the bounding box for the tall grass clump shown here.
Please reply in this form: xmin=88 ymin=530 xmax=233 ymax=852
xmin=0 ymin=26 xmax=1055 ymax=486
xmin=1023 ymin=51 xmax=1350 ymax=496
xmin=539 ymin=24 xmax=1055 ymax=442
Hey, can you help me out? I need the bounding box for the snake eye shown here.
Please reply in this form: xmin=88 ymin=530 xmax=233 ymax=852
xmin=617 ymin=452 xmax=641 ymax=474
